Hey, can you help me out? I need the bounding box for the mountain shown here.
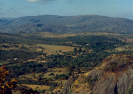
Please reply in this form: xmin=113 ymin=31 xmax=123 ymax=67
xmin=61 ymin=54 xmax=133 ymax=94
xmin=0 ymin=15 xmax=133 ymax=34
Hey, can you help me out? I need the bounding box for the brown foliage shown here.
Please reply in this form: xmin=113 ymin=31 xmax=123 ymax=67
xmin=0 ymin=65 xmax=17 ymax=94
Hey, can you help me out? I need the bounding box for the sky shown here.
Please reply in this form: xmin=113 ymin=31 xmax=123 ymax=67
xmin=0 ymin=0 xmax=133 ymax=20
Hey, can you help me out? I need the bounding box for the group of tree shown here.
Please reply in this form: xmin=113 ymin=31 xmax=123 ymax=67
xmin=66 ymin=35 xmax=126 ymax=52
xmin=0 ymin=49 xmax=42 ymax=62
xmin=0 ymin=65 xmax=38 ymax=94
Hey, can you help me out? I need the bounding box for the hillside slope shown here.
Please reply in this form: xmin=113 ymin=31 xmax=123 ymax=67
xmin=0 ymin=15 xmax=133 ymax=34
xmin=61 ymin=54 xmax=133 ymax=94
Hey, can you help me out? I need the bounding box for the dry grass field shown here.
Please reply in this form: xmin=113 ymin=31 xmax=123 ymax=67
xmin=36 ymin=44 xmax=75 ymax=55
xmin=1 ymin=42 xmax=75 ymax=56
xmin=114 ymin=44 xmax=133 ymax=52
xmin=19 ymin=68 xmax=67 ymax=79
xmin=18 ymin=67 xmax=68 ymax=93
xmin=21 ymin=84 xmax=50 ymax=91
xmin=22 ymin=32 xmax=76 ymax=38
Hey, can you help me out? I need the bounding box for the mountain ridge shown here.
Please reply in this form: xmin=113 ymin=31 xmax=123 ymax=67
xmin=0 ymin=15 xmax=133 ymax=34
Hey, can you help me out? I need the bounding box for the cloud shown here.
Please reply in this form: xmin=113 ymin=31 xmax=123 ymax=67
xmin=2 ymin=7 xmax=16 ymax=14
xmin=26 ymin=0 xmax=55 ymax=2
xmin=26 ymin=0 xmax=41 ymax=2
xmin=0 ymin=1 xmax=2 ymax=4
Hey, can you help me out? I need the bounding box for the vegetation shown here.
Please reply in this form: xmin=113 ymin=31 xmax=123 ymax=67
xmin=0 ymin=65 xmax=17 ymax=94
xmin=1 ymin=15 xmax=133 ymax=34
xmin=69 ymin=90 xmax=73 ymax=94
xmin=1 ymin=30 xmax=133 ymax=93
xmin=0 ymin=49 xmax=42 ymax=62
xmin=87 ymin=75 xmax=98 ymax=90
xmin=104 ymin=62 xmax=118 ymax=72
xmin=21 ymin=89 xmax=38 ymax=94
xmin=7 ymin=61 xmax=44 ymax=78
xmin=103 ymin=53 xmax=133 ymax=72
xmin=126 ymin=87 xmax=133 ymax=94
xmin=46 ymin=51 xmax=111 ymax=68
xmin=66 ymin=35 xmax=126 ymax=52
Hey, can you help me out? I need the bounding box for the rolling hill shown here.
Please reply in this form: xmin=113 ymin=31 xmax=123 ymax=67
xmin=0 ymin=15 xmax=133 ymax=34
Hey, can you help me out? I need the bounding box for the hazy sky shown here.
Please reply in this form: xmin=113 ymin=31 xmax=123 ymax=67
xmin=0 ymin=0 xmax=133 ymax=19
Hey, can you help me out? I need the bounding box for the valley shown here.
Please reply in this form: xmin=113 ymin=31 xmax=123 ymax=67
xmin=1 ymin=15 xmax=133 ymax=94
xmin=1 ymin=32 xmax=133 ymax=94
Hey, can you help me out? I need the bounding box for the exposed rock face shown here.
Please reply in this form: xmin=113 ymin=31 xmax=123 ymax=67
xmin=90 ymin=68 xmax=133 ymax=94
xmin=91 ymin=54 xmax=133 ymax=94
xmin=62 ymin=54 xmax=133 ymax=94
xmin=61 ymin=75 xmax=79 ymax=94
xmin=117 ymin=69 xmax=133 ymax=93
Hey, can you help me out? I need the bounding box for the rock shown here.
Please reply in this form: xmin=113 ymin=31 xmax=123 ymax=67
xmin=64 ymin=54 xmax=133 ymax=94
xmin=61 ymin=74 xmax=79 ymax=94
xmin=90 ymin=54 xmax=133 ymax=94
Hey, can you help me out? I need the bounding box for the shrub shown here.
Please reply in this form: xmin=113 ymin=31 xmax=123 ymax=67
xmin=104 ymin=62 xmax=118 ymax=72
xmin=0 ymin=65 xmax=18 ymax=94
xmin=50 ymin=83 xmax=57 ymax=91
xmin=58 ymin=74 xmax=68 ymax=79
xmin=69 ymin=90 xmax=73 ymax=94
xmin=87 ymin=75 xmax=98 ymax=90
xmin=126 ymin=87 xmax=133 ymax=94
xmin=40 ymin=89 xmax=45 ymax=93
xmin=50 ymin=73 xmax=54 ymax=76
xmin=21 ymin=89 xmax=38 ymax=94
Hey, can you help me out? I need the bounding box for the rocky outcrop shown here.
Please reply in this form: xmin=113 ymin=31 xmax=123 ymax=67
xmin=90 ymin=68 xmax=133 ymax=94
xmin=63 ymin=54 xmax=133 ymax=94
xmin=61 ymin=74 xmax=79 ymax=94
xmin=91 ymin=54 xmax=133 ymax=94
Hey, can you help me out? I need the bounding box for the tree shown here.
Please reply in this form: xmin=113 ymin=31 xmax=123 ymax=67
xmin=42 ymin=63 xmax=48 ymax=71
xmin=78 ymin=47 xmax=82 ymax=52
xmin=75 ymin=67 xmax=81 ymax=73
xmin=67 ymin=65 xmax=75 ymax=75
xmin=59 ymin=50 xmax=62 ymax=53
xmin=0 ymin=65 xmax=17 ymax=94
xmin=43 ymin=53 xmax=46 ymax=57
xmin=74 ymin=47 xmax=77 ymax=52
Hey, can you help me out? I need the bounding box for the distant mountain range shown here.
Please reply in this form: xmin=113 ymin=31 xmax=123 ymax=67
xmin=0 ymin=15 xmax=133 ymax=34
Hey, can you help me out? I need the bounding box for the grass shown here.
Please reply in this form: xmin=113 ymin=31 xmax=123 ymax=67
xmin=41 ymin=68 xmax=68 ymax=78
xmin=19 ymin=68 xmax=67 ymax=79
xmin=36 ymin=44 xmax=74 ymax=55
xmin=26 ymin=32 xmax=76 ymax=38
xmin=21 ymin=84 xmax=50 ymax=91
xmin=1 ymin=42 xmax=75 ymax=55
xmin=12 ymin=90 xmax=21 ymax=94
xmin=115 ymin=45 xmax=133 ymax=52
xmin=18 ymin=67 xmax=68 ymax=93
xmin=42 ymin=72 xmax=66 ymax=78
xmin=0 ymin=61 xmax=8 ymax=66
xmin=19 ymin=73 xmax=36 ymax=79
xmin=106 ymin=43 xmax=133 ymax=53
